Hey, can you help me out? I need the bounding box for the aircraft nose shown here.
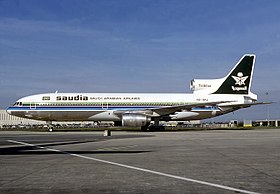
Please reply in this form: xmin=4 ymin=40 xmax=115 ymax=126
xmin=6 ymin=108 xmax=12 ymax=115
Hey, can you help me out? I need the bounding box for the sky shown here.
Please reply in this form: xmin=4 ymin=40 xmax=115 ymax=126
xmin=0 ymin=0 xmax=280 ymax=121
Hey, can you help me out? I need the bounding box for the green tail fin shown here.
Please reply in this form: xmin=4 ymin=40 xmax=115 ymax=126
xmin=213 ymin=54 xmax=255 ymax=94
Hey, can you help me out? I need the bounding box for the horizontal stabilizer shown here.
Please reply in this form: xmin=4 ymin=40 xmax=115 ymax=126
xmin=219 ymin=102 xmax=273 ymax=109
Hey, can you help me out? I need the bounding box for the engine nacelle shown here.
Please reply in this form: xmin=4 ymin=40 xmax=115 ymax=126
xmin=122 ymin=114 xmax=151 ymax=127
xmin=170 ymin=111 xmax=199 ymax=120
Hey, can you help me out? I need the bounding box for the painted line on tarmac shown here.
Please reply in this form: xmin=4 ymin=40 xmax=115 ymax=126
xmin=96 ymin=145 xmax=137 ymax=151
xmin=8 ymin=139 xmax=260 ymax=194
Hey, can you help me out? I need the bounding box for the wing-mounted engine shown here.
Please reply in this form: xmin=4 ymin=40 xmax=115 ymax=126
xmin=190 ymin=78 xmax=224 ymax=94
xmin=170 ymin=111 xmax=199 ymax=120
xmin=122 ymin=113 xmax=151 ymax=127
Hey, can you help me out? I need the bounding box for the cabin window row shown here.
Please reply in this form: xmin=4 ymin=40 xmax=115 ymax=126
xmin=28 ymin=103 xmax=181 ymax=106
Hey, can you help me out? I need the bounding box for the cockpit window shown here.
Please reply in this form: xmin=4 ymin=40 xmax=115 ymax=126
xmin=14 ymin=102 xmax=23 ymax=106
xmin=42 ymin=96 xmax=50 ymax=100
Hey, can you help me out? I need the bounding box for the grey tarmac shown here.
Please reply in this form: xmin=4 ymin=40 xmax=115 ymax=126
xmin=0 ymin=129 xmax=279 ymax=194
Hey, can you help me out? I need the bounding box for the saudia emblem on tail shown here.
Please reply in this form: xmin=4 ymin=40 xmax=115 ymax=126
xmin=231 ymin=72 xmax=248 ymax=91
xmin=211 ymin=55 xmax=254 ymax=94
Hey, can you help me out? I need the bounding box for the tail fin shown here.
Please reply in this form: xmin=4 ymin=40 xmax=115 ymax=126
xmin=213 ymin=54 xmax=255 ymax=94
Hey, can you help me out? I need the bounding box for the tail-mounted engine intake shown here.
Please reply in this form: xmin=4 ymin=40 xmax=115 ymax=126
xmin=122 ymin=113 xmax=151 ymax=127
xmin=190 ymin=79 xmax=223 ymax=94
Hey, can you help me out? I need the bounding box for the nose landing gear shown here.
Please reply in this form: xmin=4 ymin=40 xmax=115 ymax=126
xmin=46 ymin=121 xmax=54 ymax=132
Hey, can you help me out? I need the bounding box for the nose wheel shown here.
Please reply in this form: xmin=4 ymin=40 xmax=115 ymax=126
xmin=46 ymin=121 xmax=54 ymax=132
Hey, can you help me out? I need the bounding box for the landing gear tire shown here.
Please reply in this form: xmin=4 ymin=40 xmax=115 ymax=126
xmin=46 ymin=121 xmax=54 ymax=132
xmin=148 ymin=125 xmax=165 ymax=131
xmin=141 ymin=125 xmax=149 ymax=131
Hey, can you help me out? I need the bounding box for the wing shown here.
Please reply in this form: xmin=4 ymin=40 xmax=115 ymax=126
xmin=113 ymin=101 xmax=232 ymax=117
xmin=148 ymin=101 xmax=233 ymax=116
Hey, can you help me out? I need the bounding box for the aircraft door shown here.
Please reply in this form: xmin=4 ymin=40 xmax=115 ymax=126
xmin=102 ymin=101 xmax=108 ymax=110
xmin=30 ymin=101 xmax=36 ymax=110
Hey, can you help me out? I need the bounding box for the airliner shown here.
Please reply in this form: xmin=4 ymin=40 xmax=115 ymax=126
xmin=6 ymin=54 xmax=266 ymax=131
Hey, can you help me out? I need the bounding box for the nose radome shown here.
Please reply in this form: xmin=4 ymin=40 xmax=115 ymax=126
xmin=6 ymin=108 xmax=11 ymax=115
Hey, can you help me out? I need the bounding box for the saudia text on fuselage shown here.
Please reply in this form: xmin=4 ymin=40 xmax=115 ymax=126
xmin=232 ymin=86 xmax=247 ymax=91
xmin=56 ymin=95 xmax=89 ymax=101
xmin=56 ymin=95 xmax=141 ymax=101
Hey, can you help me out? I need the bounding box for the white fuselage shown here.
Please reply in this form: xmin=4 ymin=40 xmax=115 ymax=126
xmin=6 ymin=92 xmax=249 ymax=122
xmin=6 ymin=54 xmax=259 ymax=128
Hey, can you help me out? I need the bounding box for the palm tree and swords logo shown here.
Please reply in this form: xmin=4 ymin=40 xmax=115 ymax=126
xmin=231 ymin=72 xmax=248 ymax=91
xmin=232 ymin=72 xmax=248 ymax=86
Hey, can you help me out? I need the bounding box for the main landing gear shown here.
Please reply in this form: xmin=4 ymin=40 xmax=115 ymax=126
xmin=141 ymin=119 xmax=165 ymax=131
